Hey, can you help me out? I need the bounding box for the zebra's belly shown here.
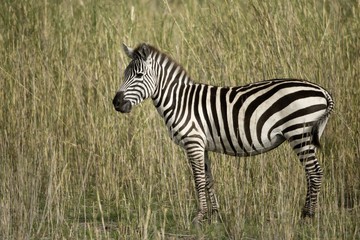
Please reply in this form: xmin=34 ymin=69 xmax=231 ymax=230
xmin=205 ymin=133 xmax=286 ymax=157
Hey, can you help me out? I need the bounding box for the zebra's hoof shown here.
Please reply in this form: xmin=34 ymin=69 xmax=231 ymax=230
xmin=192 ymin=213 xmax=205 ymax=226
xmin=210 ymin=210 xmax=219 ymax=224
xmin=301 ymin=209 xmax=315 ymax=219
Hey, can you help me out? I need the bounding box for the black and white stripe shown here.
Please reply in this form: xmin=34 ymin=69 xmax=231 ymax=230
xmin=113 ymin=43 xmax=334 ymax=223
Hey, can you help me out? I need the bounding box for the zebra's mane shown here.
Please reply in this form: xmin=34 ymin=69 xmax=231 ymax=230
xmin=133 ymin=43 xmax=191 ymax=82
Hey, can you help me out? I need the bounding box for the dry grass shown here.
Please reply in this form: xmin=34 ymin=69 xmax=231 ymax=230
xmin=0 ymin=0 xmax=359 ymax=239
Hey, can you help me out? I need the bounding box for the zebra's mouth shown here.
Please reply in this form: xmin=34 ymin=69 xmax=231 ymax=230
xmin=114 ymin=101 xmax=132 ymax=113
xmin=113 ymin=92 xmax=132 ymax=113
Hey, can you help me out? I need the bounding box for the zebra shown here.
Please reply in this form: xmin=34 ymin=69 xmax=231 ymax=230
xmin=113 ymin=43 xmax=334 ymax=224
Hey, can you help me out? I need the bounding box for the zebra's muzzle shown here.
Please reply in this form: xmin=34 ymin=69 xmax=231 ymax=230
xmin=113 ymin=91 xmax=132 ymax=113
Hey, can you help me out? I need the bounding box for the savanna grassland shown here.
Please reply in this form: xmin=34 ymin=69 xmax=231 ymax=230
xmin=1 ymin=0 xmax=359 ymax=239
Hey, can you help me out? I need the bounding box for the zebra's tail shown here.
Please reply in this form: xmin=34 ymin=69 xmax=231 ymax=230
xmin=312 ymin=90 xmax=334 ymax=148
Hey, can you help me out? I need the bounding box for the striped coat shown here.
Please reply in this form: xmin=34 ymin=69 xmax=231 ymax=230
xmin=113 ymin=43 xmax=334 ymax=224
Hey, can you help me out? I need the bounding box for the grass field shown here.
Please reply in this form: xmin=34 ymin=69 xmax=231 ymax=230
xmin=1 ymin=0 xmax=359 ymax=239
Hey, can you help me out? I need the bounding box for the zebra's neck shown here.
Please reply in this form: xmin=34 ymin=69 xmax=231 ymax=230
xmin=150 ymin=49 xmax=194 ymax=123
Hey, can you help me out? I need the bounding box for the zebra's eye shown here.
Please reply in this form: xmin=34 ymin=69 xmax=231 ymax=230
xmin=135 ymin=73 xmax=144 ymax=78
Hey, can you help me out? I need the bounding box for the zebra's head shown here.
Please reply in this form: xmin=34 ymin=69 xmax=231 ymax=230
xmin=113 ymin=43 xmax=156 ymax=113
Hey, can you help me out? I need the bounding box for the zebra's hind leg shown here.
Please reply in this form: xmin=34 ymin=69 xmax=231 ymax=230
xmin=290 ymin=138 xmax=323 ymax=218
xmin=302 ymin=154 xmax=323 ymax=218
xmin=204 ymin=151 xmax=219 ymax=223
xmin=186 ymin=146 xmax=208 ymax=225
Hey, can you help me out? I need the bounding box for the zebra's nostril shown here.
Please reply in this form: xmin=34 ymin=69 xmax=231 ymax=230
xmin=113 ymin=92 xmax=124 ymax=106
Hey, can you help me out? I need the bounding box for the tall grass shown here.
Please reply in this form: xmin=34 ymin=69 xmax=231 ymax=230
xmin=0 ymin=0 xmax=359 ymax=239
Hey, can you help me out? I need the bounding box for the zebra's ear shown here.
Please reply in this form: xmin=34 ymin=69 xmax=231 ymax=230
xmin=138 ymin=43 xmax=150 ymax=60
xmin=123 ymin=43 xmax=134 ymax=59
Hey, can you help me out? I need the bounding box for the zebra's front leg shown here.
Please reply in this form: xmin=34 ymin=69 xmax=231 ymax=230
xmin=186 ymin=147 xmax=208 ymax=225
xmin=204 ymin=151 xmax=219 ymax=223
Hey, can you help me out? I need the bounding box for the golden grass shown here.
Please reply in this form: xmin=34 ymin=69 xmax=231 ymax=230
xmin=0 ymin=0 xmax=359 ymax=239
